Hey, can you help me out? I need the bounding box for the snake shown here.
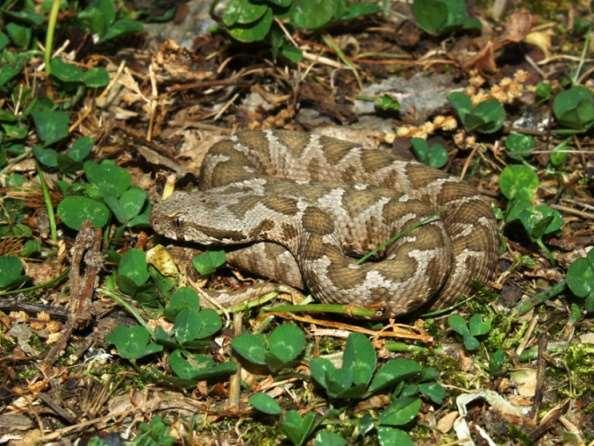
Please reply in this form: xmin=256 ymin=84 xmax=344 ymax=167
xmin=151 ymin=130 xmax=498 ymax=317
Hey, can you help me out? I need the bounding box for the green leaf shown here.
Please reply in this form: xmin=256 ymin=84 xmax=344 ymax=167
xmin=462 ymin=334 xmax=480 ymax=351
xmin=0 ymin=255 xmax=24 ymax=288
xmin=0 ymin=32 xmax=9 ymax=51
xmin=504 ymin=133 xmax=535 ymax=160
xmin=6 ymin=23 xmax=31 ymax=49
xmin=249 ymin=392 xmax=283 ymax=415
xmin=269 ymin=323 xmax=306 ymax=365
xmin=20 ymin=239 xmax=41 ymax=257
xmin=549 ymin=141 xmax=569 ymax=167
xmin=377 ymin=426 xmax=415 ymax=446
xmin=78 ymin=1 xmax=110 ymax=36
xmin=227 ymin=8 xmax=273 ymax=42
xmin=379 ymin=397 xmax=422 ymax=426
xmin=2 ymin=123 xmax=27 ymax=140
xmin=310 ymin=357 xmax=334 ymax=391
xmin=223 ymin=0 xmax=268 ymax=26
xmin=81 ymin=67 xmax=110 ymax=87
xmin=6 ymin=8 xmax=44 ymax=26
xmin=535 ymin=82 xmax=552 ymax=101
xmin=118 ymin=249 xmax=149 ymax=290
xmin=165 ymin=287 xmax=200 ymax=320
xmin=410 ymin=138 xmax=448 ymax=168
xmin=192 ymin=250 xmax=226 ymax=276
xmin=499 ymin=164 xmax=539 ymax=200
xmin=84 ymin=160 xmax=131 ymax=198
xmin=567 ymin=251 xmax=594 ymax=299
xmin=488 ymin=349 xmax=506 ymax=375
xmin=32 ymin=110 xmax=70 ymax=146
xmin=232 ymin=333 xmax=268 ymax=365
xmin=449 ymin=92 xmax=505 ymax=133
xmin=448 ymin=91 xmax=473 ymax=120
xmin=326 ymin=366 xmax=356 ymax=399
xmin=411 ymin=0 xmax=448 ymax=36
xmin=418 ymin=381 xmax=446 ymax=404
xmin=50 ymin=58 xmax=85 ymax=83
xmin=281 ymin=410 xmax=317 ymax=446
xmin=103 ymin=19 xmax=144 ymax=41
xmin=468 ymin=313 xmax=491 ymax=336
xmin=336 ymin=3 xmax=381 ymax=21
xmin=468 ymin=99 xmax=505 ymax=133
xmin=377 ymin=427 xmax=414 ymax=446
xmin=57 ymin=196 xmax=110 ymax=230
xmin=342 ymin=333 xmax=376 ymax=387
xmin=104 ymin=187 xmax=147 ymax=224
xmin=106 ymin=324 xmax=163 ymax=360
xmin=0 ymin=60 xmax=26 ymax=88
xmin=281 ymin=42 xmax=304 ymax=63
xmin=447 ymin=313 xmax=470 ymax=336
xmin=174 ymin=308 xmax=222 ymax=343
xmin=314 ymin=430 xmax=346 ymax=446
xmin=290 ymin=0 xmax=336 ymax=30
xmin=367 ymin=359 xmax=422 ymax=394
xmin=169 ymin=350 xmax=235 ymax=380
xmin=529 ymin=204 xmax=563 ymax=238
xmin=374 ymin=94 xmax=400 ymax=112
xmin=135 ymin=416 xmax=175 ymax=446
xmin=553 ymin=86 xmax=594 ymax=131
xmin=67 ymin=136 xmax=93 ymax=162
xmin=32 ymin=146 xmax=59 ymax=168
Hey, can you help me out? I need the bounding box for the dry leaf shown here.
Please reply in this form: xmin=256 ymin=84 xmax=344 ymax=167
xmin=437 ymin=411 xmax=459 ymax=433
xmin=525 ymin=30 xmax=553 ymax=58
xmin=503 ymin=9 xmax=535 ymax=43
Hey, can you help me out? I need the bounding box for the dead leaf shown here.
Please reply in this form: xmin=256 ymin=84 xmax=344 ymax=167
xmin=503 ymin=9 xmax=535 ymax=43
xmin=437 ymin=411 xmax=459 ymax=433
xmin=463 ymin=40 xmax=498 ymax=73
xmin=511 ymin=368 xmax=537 ymax=397
xmin=525 ymin=30 xmax=553 ymax=58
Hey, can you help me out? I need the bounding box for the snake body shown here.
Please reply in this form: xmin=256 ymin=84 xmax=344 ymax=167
xmin=151 ymin=130 xmax=498 ymax=316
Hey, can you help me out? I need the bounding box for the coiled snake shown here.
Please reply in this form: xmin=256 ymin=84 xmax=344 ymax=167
xmin=151 ymin=130 xmax=498 ymax=317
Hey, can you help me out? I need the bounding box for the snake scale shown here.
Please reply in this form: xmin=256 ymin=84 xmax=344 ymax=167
xmin=151 ymin=130 xmax=498 ymax=317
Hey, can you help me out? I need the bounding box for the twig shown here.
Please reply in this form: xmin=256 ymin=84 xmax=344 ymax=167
xmin=459 ymin=143 xmax=480 ymax=180
xmin=270 ymin=312 xmax=434 ymax=344
xmin=528 ymin=401 xmax=569 ymax=442
xmin=0 ymin=294 xmax=69 ymax=320
xmin=36 ymin=165 xmax=57 ymax=243
xmin=228 ymin=312 xmax=242 ymax=411
xmin=44 ymin=221 xmax=102 ymax=367
xmin=549 ymin=204 xmax=594 ymax=220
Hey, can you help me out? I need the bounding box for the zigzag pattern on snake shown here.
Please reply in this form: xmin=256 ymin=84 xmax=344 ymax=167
xmin=151 ymin=130 xmax=498 ymax=317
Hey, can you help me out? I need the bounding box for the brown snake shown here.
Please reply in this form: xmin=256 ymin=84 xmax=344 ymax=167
xmin=151 ymin=130 xmax=498 ymax=317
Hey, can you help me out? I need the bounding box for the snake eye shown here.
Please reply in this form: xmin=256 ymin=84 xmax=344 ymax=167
xmin=173 ymin=216 xmax=183 ymax=228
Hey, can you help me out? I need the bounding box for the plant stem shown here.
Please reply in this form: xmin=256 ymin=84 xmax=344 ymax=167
xmin=357 ymin=214 xmax=440 ymax=264
xmin=513 ymin=280 xmax=567 ymax=316
xmin=264 ymin=303 xmax=380 ymax=319
xmin=99 ymin=287 xmax=151 ymax=331
xmin=0 ymin=269 xmax=69 ymax=296
xmin=384 ymin=341 xmax=428 ymax=353
xmin=44 ymin=0 xmax=61 ymax=73
xmin=573 ymin=31 xmax=591 ymax=84
xmin=37 ymin=164 xmax=58 ymax=243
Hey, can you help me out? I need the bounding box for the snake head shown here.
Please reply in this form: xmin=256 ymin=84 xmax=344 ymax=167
xmin=151 ymin=190 xmax=247 ymax=245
